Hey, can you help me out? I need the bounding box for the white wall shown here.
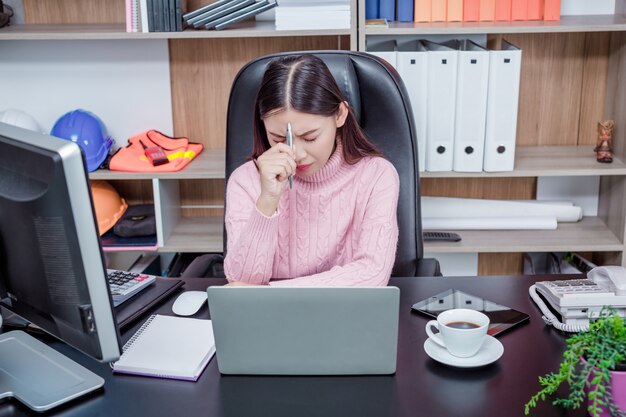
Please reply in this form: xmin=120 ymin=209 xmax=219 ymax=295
xmin=0 ymin=40 xmax=173 ymax=149
xmin=425 ymin=252 xmax=479 ymax=277
xmin=536 ymin=176 xmax=599 ymax=216
xmin=561 ymin=0 xmax=615 ymax=15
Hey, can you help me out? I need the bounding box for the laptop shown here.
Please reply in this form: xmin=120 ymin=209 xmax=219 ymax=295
xmin=207 ymin=286 xmax=400 ymax=375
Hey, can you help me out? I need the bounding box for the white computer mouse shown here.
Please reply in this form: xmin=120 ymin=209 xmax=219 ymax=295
xmin=172 ymin=291 xmax=208 ymax=316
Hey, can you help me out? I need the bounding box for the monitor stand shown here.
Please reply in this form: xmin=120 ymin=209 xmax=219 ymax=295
xmin=0 ymin=330 xmax=104 ymax=412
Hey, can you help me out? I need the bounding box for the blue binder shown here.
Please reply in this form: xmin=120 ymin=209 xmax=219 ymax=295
xmin=397 ymin=0 xmax=414 ymax=22
xmin=366 ymin=0 xmax=380 ymax=19
xmin=379 ymin=0 xmax=395 ymax=21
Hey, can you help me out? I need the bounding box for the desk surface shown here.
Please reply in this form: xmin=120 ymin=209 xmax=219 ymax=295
xmin=3 ymin=276 xmax=585 ymax=417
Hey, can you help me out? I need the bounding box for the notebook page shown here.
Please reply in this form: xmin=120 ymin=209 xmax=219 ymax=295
xmin=113 ymin=315 xmax=215 ymax=380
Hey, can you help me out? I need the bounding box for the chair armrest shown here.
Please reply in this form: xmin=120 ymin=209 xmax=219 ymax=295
xmin=180 ymin=253 xmax=225 ymax=278
xmin=415 ymin=258 xmax=441 ymax=277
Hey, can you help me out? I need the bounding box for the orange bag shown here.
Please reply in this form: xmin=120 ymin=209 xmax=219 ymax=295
xmin=109 ymin=130 xmax=203 ymax=172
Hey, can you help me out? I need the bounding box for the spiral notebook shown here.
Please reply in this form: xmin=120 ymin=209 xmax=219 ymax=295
xmin=112 ymin=314 xmax=215 ymax=381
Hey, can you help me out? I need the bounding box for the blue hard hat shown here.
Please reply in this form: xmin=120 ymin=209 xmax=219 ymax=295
xmin=51 ymin=109 xmax=114 ymax=172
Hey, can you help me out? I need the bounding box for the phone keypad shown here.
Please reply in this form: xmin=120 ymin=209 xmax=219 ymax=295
xmin=544 ymin=279 xmax=608 ymax=296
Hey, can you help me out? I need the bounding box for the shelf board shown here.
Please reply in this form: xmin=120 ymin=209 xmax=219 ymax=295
xmin=366 ymin=14 xmax=626 ymax=35
xmin=144 ymin=216 xmax=621 ymax=254
xmin=421 ymin=146 xmax=626 ymax=178
xmin=0 ymin=22 xmax=351 ymax=40
xmin=160 ymin=216 xmax=223 ymax=252
xmin=423 ymin=216 xmax=623 ymax=253
xmin=89 ymin=149 xmax=225 ymax=180
xmin=90 ymin=145 xmax=626 ymax=180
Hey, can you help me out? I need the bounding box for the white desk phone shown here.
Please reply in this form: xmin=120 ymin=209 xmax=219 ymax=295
xmin=529 ymin=266 xmax=626 ymax=332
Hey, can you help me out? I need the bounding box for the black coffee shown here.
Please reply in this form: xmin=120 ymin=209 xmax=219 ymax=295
xmin=446 ymin=321 xmax=480 ymax=329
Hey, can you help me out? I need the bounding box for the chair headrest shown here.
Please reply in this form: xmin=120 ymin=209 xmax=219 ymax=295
xmin=316 ymin=54 xmax=362 ymax=123
xmin=233 ymin=53 xmax=362 ymax=124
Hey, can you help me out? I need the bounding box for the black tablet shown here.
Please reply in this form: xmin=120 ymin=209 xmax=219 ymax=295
xmin=411 ymin=289 xmax=530 ymax=336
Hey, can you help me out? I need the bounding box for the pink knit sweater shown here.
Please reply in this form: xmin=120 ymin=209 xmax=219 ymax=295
xmin=223 ymin=143 xmax=399 ymax=286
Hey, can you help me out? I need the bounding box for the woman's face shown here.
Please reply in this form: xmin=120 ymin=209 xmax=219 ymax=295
xmin=263 ymin=103 xmax=348 ymax=177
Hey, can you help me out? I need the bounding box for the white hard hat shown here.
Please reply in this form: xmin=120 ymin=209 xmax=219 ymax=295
xmin=0 ymin=109 xmax=43 ymax=133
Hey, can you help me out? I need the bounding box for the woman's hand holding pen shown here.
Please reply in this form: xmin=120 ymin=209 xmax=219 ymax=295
xmin=255 ymin=143 xmax=296 ymax=216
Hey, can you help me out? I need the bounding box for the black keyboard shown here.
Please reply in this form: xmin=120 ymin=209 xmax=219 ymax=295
xmin=423 ymin=232 xmax=462 ymax=242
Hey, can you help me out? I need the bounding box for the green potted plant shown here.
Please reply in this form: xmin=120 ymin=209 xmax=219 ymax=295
xmin=524 ymin=307 xmax=626 ymax=417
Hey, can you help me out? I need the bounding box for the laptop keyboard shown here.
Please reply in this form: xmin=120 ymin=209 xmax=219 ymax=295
xmin=107 ymin=269 xmax=156 ymax=307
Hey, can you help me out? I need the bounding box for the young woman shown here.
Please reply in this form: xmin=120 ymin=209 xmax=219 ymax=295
xmin=224 ymin=54 xmax=399 ymax=286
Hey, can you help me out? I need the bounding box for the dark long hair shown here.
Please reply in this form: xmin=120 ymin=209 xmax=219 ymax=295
xmin=252 ymin=54 xmax=382 ymax=164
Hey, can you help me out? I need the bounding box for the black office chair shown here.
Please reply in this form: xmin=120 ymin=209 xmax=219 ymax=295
xmin=219 ymin=50 xmax=439 ymax=278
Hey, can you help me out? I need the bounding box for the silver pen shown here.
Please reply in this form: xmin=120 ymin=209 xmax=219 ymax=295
xmin=287 ymin=122 xmax=293 ymax=190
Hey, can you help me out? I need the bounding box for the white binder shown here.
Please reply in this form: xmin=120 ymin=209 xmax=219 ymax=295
xmin=483 ymin=40 xmax=522 ymax=172
xmin=397 ymin=40 xmax=428 ymax=172
xmin=451 ymin=40 xmax=490 ymax=172
xmin=424 ymin=41 xmax=458 ymax=172
xmin=367 ymin=39 xmax=397 ymax=69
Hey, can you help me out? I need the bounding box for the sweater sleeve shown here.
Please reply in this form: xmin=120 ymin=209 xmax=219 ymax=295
xmin=223 ymin=164 xmax=279 ymax=285
xmin=270 ymin=160 xmax=399 ymax=287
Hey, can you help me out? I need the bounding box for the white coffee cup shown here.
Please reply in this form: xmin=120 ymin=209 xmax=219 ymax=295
xmin=425 ymin=309 xmax=490 ymax=358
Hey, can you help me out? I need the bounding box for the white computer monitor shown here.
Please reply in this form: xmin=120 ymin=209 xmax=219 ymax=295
xmin=0 ymin=122 xmax=121 ymax=411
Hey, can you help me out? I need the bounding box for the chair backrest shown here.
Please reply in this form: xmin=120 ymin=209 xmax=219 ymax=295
xmin=225 ymin=51 xmax=424 ymax=277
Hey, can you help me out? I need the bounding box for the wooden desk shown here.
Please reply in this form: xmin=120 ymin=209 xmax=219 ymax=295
xmin=4 ymin=276 xmax=585 ymax=417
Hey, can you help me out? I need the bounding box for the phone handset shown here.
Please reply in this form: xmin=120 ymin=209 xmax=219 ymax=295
xmin=529 ymin=266 xmax=626 ymax=333
xmin=586 ymin=266 xmax=626 ymax=295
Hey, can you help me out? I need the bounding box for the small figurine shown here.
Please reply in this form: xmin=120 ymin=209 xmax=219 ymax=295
xmin=594 ymin=120 xmax=615 ymax=163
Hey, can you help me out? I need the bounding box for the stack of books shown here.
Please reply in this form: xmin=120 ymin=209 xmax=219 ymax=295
xmin=275 ymin=0 xmax=351 ymax=30
xmin=183 ymin=0 xmax=278 ymax=30
xmin=125 ymin=0 xmax=185 ymax=32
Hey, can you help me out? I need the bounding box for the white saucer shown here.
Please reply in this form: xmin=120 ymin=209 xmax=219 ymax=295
xmin=423 ymin=335 xmax=504 ymax=368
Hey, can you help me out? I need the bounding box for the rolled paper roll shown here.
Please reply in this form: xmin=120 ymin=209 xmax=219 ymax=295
xmin=421 ymin=197 xmax=582 ymax=223
xmin=422 ymin=216 xmax=558 ymax=230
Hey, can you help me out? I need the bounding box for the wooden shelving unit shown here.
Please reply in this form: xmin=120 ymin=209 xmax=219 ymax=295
xmin=359 ymin=0 xmax=626 ymax=272
xmin=7 ymin=0 xmax=626 ymax=274
xmin=0 ymin=0 xmax=356 ymax=257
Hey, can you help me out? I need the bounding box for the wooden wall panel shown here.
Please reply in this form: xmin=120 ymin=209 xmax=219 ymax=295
xmin=504 ymin=33 xmax=585 ymax=147
xmin=169 ymin=36 xmax=346 ymax=150
xmin=601 ymin=34 xmax=626 ymax=250
xmin=109 ymin=180 xmax=154 ymax=205
xmin=478 ymin=253 xmax=523 ymax=275
xmin=187 ymin=0 xmax=213 ymax=11
xmin=606 ymin=32 xmax=626 ymax=163
xmin=180 ymin=179 xmax=224 ymax=217
xmin=23 ymin=0 xmax=125 ymax=24
xmin=420 ymin=177 xmax=536 ymax=200
xmin=592 ymin=252 xmax=623 ymax=268
xmin=578 ymin=32 xmax=610 ymax=146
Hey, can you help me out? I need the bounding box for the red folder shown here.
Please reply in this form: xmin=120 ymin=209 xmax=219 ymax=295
xmin=463 ymin=0 xmax=480 ymax=21
xmin=511 ymin=0 xmax=528 ymax=20
xmin=479 ymin=0 xmax=495 ymax=21
xmin=495 ymin=0 xmax=511 ymax=21
xmin=415 ymin=0 xmax=432 ymax=21
xmin=447 ymin=0 xmax=463 ymax=21
xmin=527 ymin=0 xmax=542 ymax=19
xmin=544 ymin=0 xmax=560 ymax=20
